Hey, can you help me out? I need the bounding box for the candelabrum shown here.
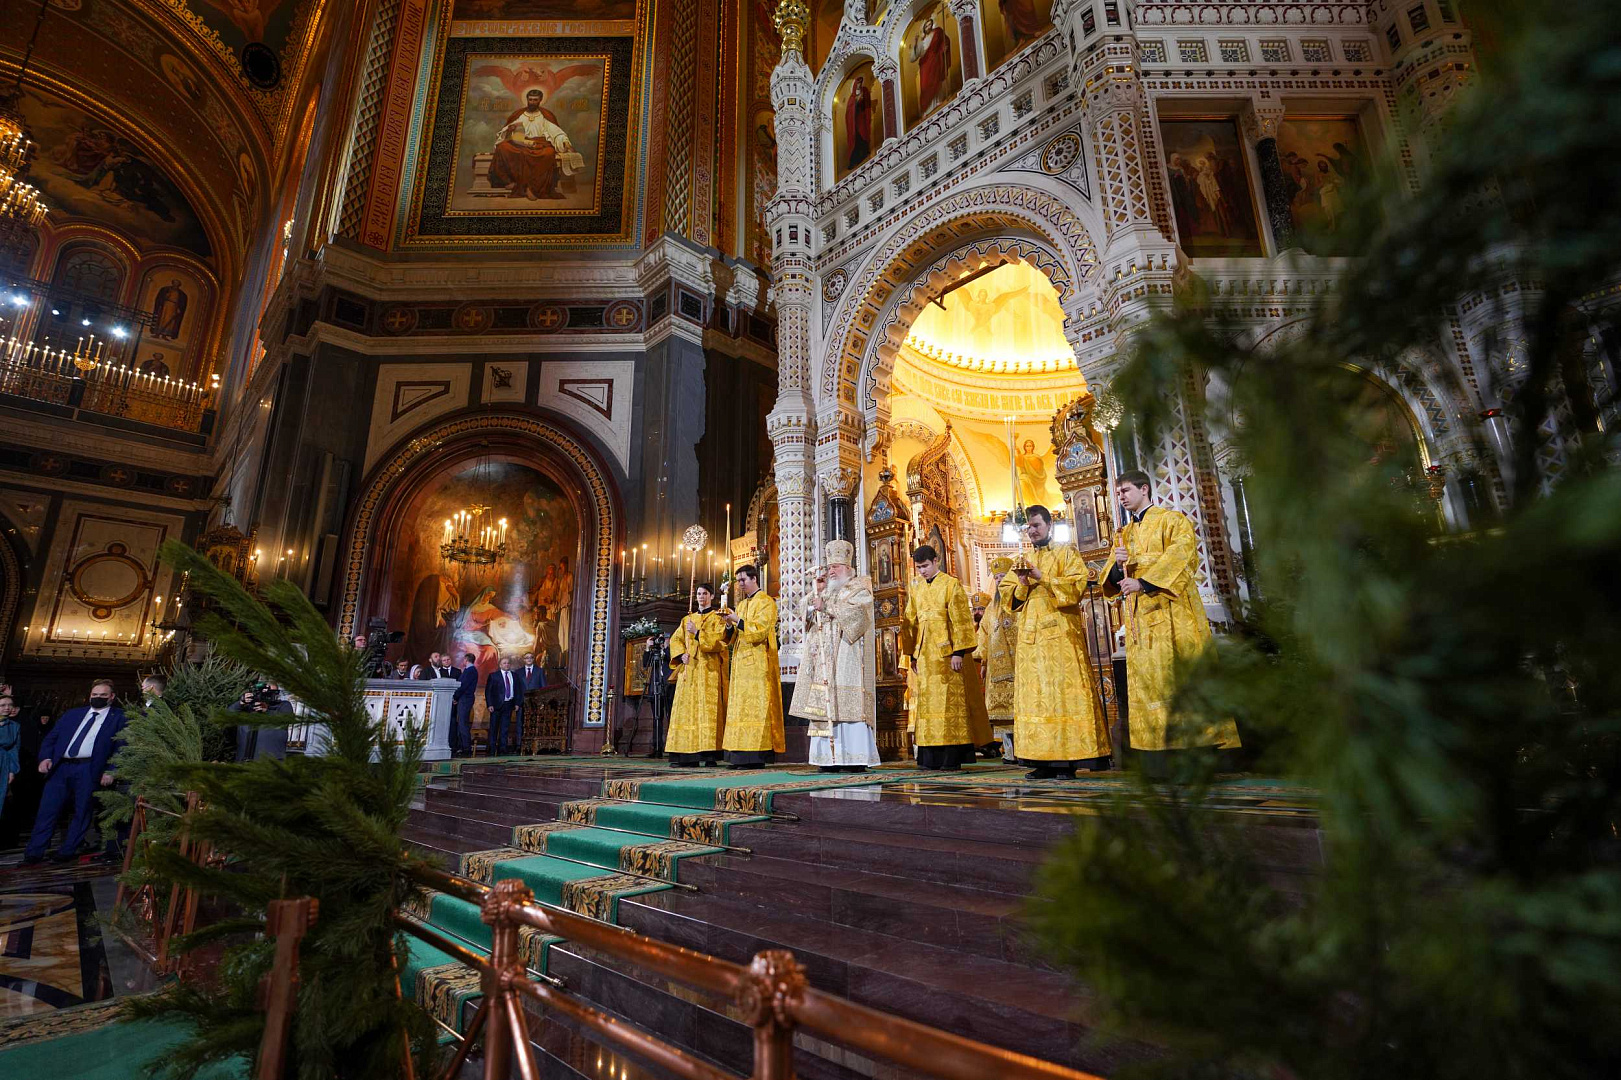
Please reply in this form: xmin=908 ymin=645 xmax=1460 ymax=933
xmin=440 ymin=506 xmax=509 ymax=566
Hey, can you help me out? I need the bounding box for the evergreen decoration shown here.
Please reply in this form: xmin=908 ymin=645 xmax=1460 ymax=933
xmin=622 ymin=616 xmax=661 ymax=639
xmin=122 ymin=540 xmax=436 ymax=1080
xmin=1030 ymin=4 xmax=1621 ymax=1078
xmin=98 ymin=654 xmax=255 ymax=840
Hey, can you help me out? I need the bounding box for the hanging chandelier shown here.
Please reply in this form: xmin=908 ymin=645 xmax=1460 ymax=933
xmin=0 ymin=0 xmax=51 ymax=266
xmin=440 ymin=504 xmax=508 ymax=566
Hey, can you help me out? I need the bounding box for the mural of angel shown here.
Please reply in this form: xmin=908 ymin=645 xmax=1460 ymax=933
xmin=471 ymin=61 xmax=602 ymax=104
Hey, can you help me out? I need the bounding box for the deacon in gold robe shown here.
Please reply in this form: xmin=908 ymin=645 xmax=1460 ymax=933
xmin=998 ymin=504 xmax=1112 ymax=778
xmin=1098 ymin=470 xmax=1241 ymax=759
xmin=791 ymin=540 xmax=880 ymax=773
xmin=665 ymin=583 xmax=728 ymax=767
xmin=721 ymin=564 xmax=784 ymax=768
xmin=973 ymin=556 xmax=1018 ymax=759
xmin=901 ymin=545 xmax=980 ymax=770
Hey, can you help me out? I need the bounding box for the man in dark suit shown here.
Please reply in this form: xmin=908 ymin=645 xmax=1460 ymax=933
xmin=420 ymin=652 xmax=457 ymax=680
xmin=515 ymin=651 xmax=546 ymax=750
xmin=23 ymin=679 xmax=127 ymax=864
xmin=451 ymin=652 xmax=478 ymax=756
xmin=485 ymin=655 xmax=522 ymax=756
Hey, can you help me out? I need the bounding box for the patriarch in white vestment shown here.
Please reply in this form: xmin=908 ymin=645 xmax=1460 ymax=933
xmin=792 ymin=539 xmax=880 ymax=771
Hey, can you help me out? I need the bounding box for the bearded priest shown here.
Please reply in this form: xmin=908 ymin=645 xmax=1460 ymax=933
xmin=997 ymin=504 xmax=1112 ymax=778
xmin=792 ymin=540 xmax=880 ymax=773
xmin=902 ymin=544 xmax=980 ymax=771
xmin=721 ymin=564 xmax=784 ymax=768
xmin=1098 ymin=469 xmax=1241 ymax=765
xmin=666 ymin=582 xmax=728 ymax=767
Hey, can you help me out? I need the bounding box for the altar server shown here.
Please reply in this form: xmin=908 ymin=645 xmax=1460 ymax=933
xmin=998 ymin=505 xmax=1111 ymax=778
xmin=1098 ymin=470 xmax=1241 ymax=758
xmin=721 ymin=565 xmax=784 ymax=768
xmin=793 ymin=540 xmax=880 ymax=773
xmin=974 ymin=556 xmax=1019 ymax=758
xmin=902 ymin=545 xmax=980 ymax=771
xmin=666 ymin=583 xmax=728 ymax=767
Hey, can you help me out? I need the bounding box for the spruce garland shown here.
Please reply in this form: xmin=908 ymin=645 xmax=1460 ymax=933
xmin=121 ymin=541 xmax=436 ymax=1080
xmin=1030 ymin=3 xmax=1621 ymax=1078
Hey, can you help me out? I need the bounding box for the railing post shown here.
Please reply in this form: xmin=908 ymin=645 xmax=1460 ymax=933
xmin=739 ymin=950 xmax=806 ymax=1080
xmin=256 ymin=897 xmax=319 ymax=1080
xmin=113 ymin=797 xmax=147 ymax=912
xmin=480 ymin=877 xmax=541 ymax=1080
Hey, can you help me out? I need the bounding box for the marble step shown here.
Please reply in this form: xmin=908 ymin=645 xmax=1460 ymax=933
xmin=688 ymin=852 xmax=1043 ymax=968
xmin=728 ymin=818 xmax=1046 ymax=896
xmin=424 ymin=786 xmax=572 ymax=825
xmin=406 ymin=809 xmax=515 ymax=852
xmin=455 ymin=767 xmax=629 ymax=800
xmin=614 ymin=888 xmax=1151 ymax=1077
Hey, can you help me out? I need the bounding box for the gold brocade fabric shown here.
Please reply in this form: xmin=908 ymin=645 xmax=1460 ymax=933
xmin=901 ymin=572 xmax=981 ymax=747
xmin=722 ymin=590 xmax=785 ymax=753
xmin=974 ymin=591 xmax=1017 ymax=727
xmin=1099 ymin=506 xmax=1242 ymax=751
xmin=997 ymin=542 xmax=1111 ymax=761
xmin=791 ymin=575 xmax=876 ymax=739
xmin=666 ymin=608 xmax=729 ymax=754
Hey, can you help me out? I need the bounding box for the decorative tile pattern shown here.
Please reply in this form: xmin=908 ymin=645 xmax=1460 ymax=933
xmin=1259 ymin=39 xmax=1290 ymax=63
xmin=1343 ymin=39 xmax=1374 ymax=63
xmin=1177 ymin=40 xmax=1209 ymax=64
xmin=1139 ymin=40 xmax=1167 ymax=64
xmin=1218 ymin=40 xmax=1249 ymax=64
xmin=1300 ymin=39 xmax=1332 ymax=63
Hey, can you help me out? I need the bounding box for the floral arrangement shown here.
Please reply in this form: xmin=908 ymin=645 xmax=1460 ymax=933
xmin=621 ymin=616 xmax=661 ymax=640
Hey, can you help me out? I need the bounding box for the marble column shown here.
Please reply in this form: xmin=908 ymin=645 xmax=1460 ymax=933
xmin=1242 ymin=99 xmax=1295 ymax=253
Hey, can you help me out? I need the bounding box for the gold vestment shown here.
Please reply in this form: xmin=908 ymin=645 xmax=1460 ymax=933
xmin=997 ymin=542 xmax=1110 ymax=762
xmin=1099 ymin=506 xmax=1241 ymax=751
xmin=722 ymin=590 xmax=785 ymax=754
xmin=666 ymin=607 xmax=728 ymax=755
xmin=790 ymin=576 xmax=876 ymax=738
xmin=900 ymin=572 xmax=984 ymax=747
xmin=973 ymin=590 xmax=1017 ymax=731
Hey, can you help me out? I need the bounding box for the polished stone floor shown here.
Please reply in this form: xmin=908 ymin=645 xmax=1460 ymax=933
xmin=0 ymin=846 xmax=164 ymax=1034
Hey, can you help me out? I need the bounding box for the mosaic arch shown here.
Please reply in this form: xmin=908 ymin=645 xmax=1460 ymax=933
xmin=340 ymin=412 xmax=620 ymax=728
xmin=1246 ymin=317 xmax=1459 ymax=447
xmin=820 ymin=183 xmax=1103 ymax=407
xmin=861 ymin=235 xmax=1075 ymax=417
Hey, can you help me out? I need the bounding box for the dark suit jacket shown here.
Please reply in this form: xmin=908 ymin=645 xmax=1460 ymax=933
xmin=485 ymin=669 xmax=522 ymax=710
xmin=229 ymin=700 xmax=294 ymax=761
xmin=419 ymin=665 xmax=457 ymax=680
xmin=517 ymin=665 xmax=547 ymax=693
xmin=41 ymin=705 xmax=128 ymax=776
xmin=453 ymin=666 xmax=479 ymax=704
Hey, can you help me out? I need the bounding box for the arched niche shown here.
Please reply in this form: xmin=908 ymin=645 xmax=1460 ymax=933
xmin=832 ymin=61 xmax=885 ymax=182
xmin=340 ymin=411 xmax=622 ymax=732
xmin=897 ymin=2 xmax=963 ymax=131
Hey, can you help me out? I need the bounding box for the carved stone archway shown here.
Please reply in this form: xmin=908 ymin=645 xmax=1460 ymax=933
xmin=820 ymin=183 xmax=1103 ymax=408
xmin=339 ymin=411 xmax=622 ymax=729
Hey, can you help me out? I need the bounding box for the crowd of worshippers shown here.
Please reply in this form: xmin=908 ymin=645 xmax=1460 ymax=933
xmin=658 ymin=469 xmax=1239 ymax=777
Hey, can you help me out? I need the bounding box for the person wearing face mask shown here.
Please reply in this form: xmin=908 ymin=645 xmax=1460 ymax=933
xmin=22 ymin=679 xmax=128 ymax=864
xmin=998 ymin=505 xmax=1111 ymax=779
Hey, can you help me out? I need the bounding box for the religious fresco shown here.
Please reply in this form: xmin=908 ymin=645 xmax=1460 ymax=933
xmin=1157 ymin=118 xmax=1264 ymax=257
xmin=955 ymin=421 xmax=1063 ymax=513
xmin=745 ymin=0 xmax=782 ymax=264
xmin=454 ymin=57 xmax=608 ymax=212
xmin=131 ymin=265 xmax=213 ymax=381
xmin=832 ymin=62 xmax=883 ymax=182
xmin=979 ymin=0 xmax=1054 ymax=72
xmin=899 ymin=4 xmax=962 ymax=130
xmin=186 ymin=0 xmax=305 ymax=53
xmin=406 ymin=33 xmax=638 ymax=245
xmin=806 ymin=0 xmax=845 ymax=76
xmin=17 ymin=89 xmax=212 ymax=259
xmin=453 ymin=0 xmax=638 ymax=18
xmin=1276 ymin=116 xmax=1369 ymax=256
xmin=389 ymin=462 xmax=580 ymax=698
xmin=906 ymin=262 xmax=1071 ymax=372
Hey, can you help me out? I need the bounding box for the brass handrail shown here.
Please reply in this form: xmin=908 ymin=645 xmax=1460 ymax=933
xmin=399 ymin=863 xmax=1105 ymax=1080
